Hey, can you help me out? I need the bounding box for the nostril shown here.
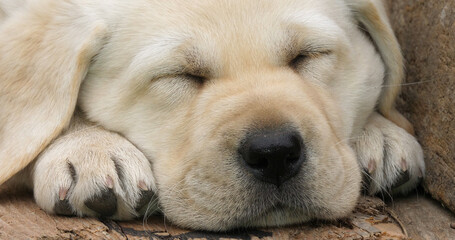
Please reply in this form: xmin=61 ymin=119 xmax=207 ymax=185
xmin=239 ymin=129 xmax=305 ymax=186
xmin=286 ymin=154 xmax=299 ymax=164
xmin=246 ymin=157 xmax=268 ymax=169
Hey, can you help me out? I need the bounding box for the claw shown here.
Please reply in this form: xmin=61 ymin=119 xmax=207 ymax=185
xmin=84 ymin=188 xmax=117 ymax=217
xmin=367 ymin=160 xmax=376 ymax=174
xmin=400 ymin=159 xmax=407 ymax=172
xmin=135 ymin=190 xmax=156 ymax=213
xmin=59 ymin=187 xmax=69 ymax=201
xmin=392 ymin=170 xmax=410 ymax=188
xmin=106 ymin=175 xmax=114 ymax=189
xmin=138 ymin=180 xmax=149 ymax=191
xmin=54 ymin=199 xmax=74 ymax=216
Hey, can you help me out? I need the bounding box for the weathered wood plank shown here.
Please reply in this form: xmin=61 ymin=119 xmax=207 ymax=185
xmin=386 ymin=0 xmax=455 ymax=214
xmin=0 ymin=188 xmax=125 ymax=239
xmin=388 ymin=192 xmax=455 ymax=240
xmin=0 ymin=186 xmax=407 ymax=240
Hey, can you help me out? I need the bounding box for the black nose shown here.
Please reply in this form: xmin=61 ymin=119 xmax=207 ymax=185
xmin=239 ymin=129 xmax=305 ymax=186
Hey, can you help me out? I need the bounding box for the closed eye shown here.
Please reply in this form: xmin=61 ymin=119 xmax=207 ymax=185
xmin=289 ymin=54 xmax=309 ymax=68
xmin=184 ymin=73 xmax=206 ymax=85
xmin=289 ymin=51 xmax=332 ymax=68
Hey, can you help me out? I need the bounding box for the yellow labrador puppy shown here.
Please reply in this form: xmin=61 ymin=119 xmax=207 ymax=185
xmin=0 ymin=0 xmax=424 ymax=231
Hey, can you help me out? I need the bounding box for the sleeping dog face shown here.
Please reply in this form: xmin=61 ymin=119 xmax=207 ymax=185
xmin=79 ymin=0 xmax=373 ymax=230
xmin=0 ymin=0 xmax=411 ymax=231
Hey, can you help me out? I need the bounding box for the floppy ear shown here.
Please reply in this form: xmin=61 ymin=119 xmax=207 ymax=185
xmin=0 ymin=1 xmax=106 ymax=185
xmin=346 ymin=0 xmax=413 ymax=134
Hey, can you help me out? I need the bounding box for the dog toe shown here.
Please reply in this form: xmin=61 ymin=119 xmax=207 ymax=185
xmin=135 ymin=189 xmax=156 ymax=213
xmin=391 ymin=170 xmax=410 ymax=190
xmin=354 ymin=113 xmax=425 ymax=195
xmin=84 ymin=188 xmax=118 ymax=217
xmin=54 ymin=199 xmax=74 ymax=216
xmin=33 ymin=123 xmax=159 ymax=220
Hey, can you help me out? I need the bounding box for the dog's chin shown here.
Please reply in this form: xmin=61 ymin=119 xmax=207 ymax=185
xmin=158 ymin=178 xmax=357 ymax=231
xmin=199 ymin=205 xmax=313 ymax=232
xmin=246 ymin=205 xmax=312 ymax=229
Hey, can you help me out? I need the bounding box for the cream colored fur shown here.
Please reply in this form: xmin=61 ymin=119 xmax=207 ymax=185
xmin=32 ymin=112 xmax=158 ymax=218
xmin=0 ymin=0 xmax=424 ymax=231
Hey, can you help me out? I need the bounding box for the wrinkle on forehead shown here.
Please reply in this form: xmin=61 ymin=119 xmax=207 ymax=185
xmin=128 ymin=0 xmax=349 ymax=80
xmin=181 ymin=1 xmax=347 ymax=78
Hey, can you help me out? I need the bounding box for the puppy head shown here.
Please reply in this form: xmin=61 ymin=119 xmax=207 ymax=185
xmin=0 ymin=0 xmax=403 ymax=231
xmin=81 ymin=0 xmax=366 ymax=230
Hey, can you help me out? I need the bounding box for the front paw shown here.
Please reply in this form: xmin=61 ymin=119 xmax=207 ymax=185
xmin=354 ymin=113 xmax=425 ymax=195
xmin=32 ymin=127 xmax=158 ymax=219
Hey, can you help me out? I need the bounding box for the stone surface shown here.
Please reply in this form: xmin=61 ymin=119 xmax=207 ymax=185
xmin=386 ymin=0 xmax=455 ymax=213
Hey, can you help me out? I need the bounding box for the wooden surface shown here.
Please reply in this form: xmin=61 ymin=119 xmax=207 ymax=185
xmin=3 ymin=187 xmax=455 ymax=239
xmin=0 ymin=187 xmax=408 ymax=240
xmin=388 ymin=191 xmax=455 ymax=240
xmin=386 ymin=0 xmax=455 ymax=214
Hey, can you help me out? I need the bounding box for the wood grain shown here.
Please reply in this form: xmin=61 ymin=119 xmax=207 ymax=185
xmin=386 ymin=0 xmax=455 ymax=214
xmin=0 ymin=187 xmax=407 ymax=240
xmin=388 ymin=192 xmax=455 ymax=240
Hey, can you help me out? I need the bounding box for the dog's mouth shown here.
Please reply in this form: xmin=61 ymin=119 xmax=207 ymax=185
xmin=155 ymin=130 xmax=360 ymax=231
xmin=237 ymin=179 xmax=324 ymax=229
xmin=157 ymin=172 xmax=321 ymax=231
xmin=210 ymin=196 xmax=314 ymax=230
xmin=248 ymin=203 xmax=312 ymax=228
xmin=151 ymin=82 xmax=361 ymax=231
